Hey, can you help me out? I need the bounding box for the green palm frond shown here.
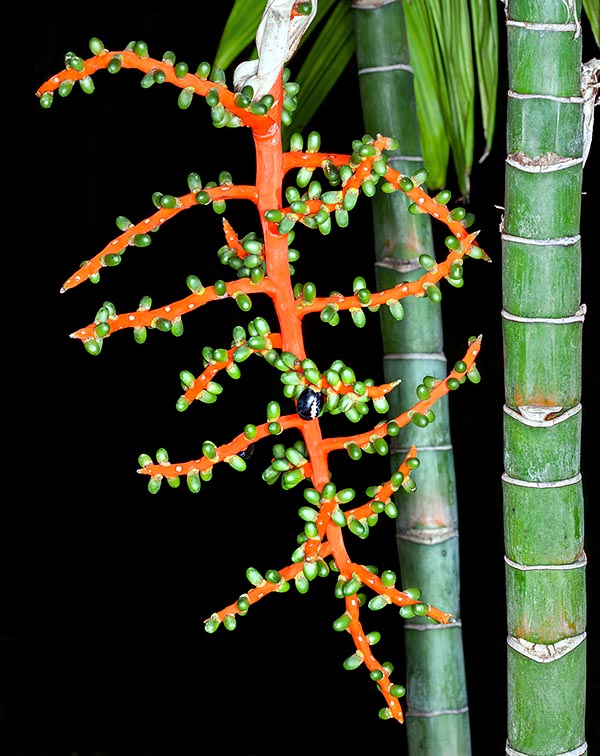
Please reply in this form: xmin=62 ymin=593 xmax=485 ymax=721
xmin=468 ymin=0 xmax=499 ymax=161
xmin=213 ymin=0 xmax=340 ymax=71
xmin=583 ymin=0 xmax=600 ymax=47
xmin=214 ymin=0 xmax=499 ymax=196
xmin=213 ymin=0 xmax=264 ymax=70
xmin=282 ymin=0 xmax=355 ymax=146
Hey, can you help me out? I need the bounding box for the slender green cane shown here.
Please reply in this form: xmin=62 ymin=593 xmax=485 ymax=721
xmin=352 ymin=1 xmax=472 ymax=753
xmin=502 ymin=1 xmax=588 ymax=753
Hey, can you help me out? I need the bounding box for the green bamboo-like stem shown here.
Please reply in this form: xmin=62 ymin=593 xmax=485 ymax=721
xmin=352 ymin=1 xmax=471 ymax=752
xmin=503 ymin=0 xmax=587 ymax=752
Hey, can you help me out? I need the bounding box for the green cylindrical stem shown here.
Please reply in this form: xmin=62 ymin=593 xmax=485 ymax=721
xmin=505 ymin=559 xmax=586 ymax=643
xmin=503 ymin=405 xmax=582 ymax=482
xmin=504 ymin=163 xmax=583 ymax=239
xmin=502 ymin=0 xmax=586 ymax=752
xmin=405 ymin=620 xmax=468 ymax=708
xmin=377 ymin=268 xmax=443 ymax=351
xmin=503 ymin=477 xmax=584 ymax=565
xmin=406 ymin=712 xmax=471 ymax=756
xmin=502 ymin=240 xmax=582 ymax=317
xmin=395 ymin=538 xmax=461 ymax=617
xmin=386 ymin=358 xmax=452 ymax=449
xmin=507 ymin=27 xmax=582 ymax=95
xmin=507 ymin=639 xmax=587 ymax=754
xmin=392 ymin=448 xmax=459 ymax=536
xmin=503 ymin=316 xmax=583 ymax=409
xmin=352 ymin=0 xmax=422 ymax=157
xmin=353 ymin=1 xmax=471 ymax=751
xmin=506 ymin=97 xmax=584 ymax=158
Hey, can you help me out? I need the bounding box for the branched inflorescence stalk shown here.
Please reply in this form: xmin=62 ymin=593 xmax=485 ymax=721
xmin=37 ymin=12 xmax=486 ymax=723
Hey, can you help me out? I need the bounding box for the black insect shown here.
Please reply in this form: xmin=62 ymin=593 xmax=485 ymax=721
xmin=239 ymin=444 xmax=255 ymax=460
xmin=296 ymin=387 xmax=324 ymax=420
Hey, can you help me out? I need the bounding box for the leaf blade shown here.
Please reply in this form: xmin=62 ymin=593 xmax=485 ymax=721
xmin=583 ymin=0 xmax=600 ymax=48
xmin=404 ymin=0 xmax=450 ymax=189
xmin=213 ymin=0 xmax=265 ymax=71
xmin=470 ymin=0 xmax=499 ymax=162
xmin=283 ymin=1 xmax=355 ymax=141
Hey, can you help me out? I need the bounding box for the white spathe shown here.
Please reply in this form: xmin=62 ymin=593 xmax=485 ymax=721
xmin=233 ymin=0 xmax=318 ymax=99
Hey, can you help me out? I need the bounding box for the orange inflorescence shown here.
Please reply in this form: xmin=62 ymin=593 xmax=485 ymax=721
xmin=37 ymin=29 xmax=486 ymax=723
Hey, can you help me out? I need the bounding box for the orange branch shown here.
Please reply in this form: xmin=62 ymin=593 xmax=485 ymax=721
xmin=39 ymin=21 xmax=486 ymax=724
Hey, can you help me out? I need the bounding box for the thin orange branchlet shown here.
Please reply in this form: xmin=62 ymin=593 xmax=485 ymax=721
xmin=37 ymin=4 xmax=486 ymax=724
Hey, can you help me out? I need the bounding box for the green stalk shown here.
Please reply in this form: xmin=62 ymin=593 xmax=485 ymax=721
xmin=502 ymin=1 xmax=587 ymax=753
xmin=352 ymin=2 xmax=471 ymax=753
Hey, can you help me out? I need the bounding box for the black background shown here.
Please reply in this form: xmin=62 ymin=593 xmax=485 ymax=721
xmin=5 ymin=3 xmax=599 ymax=753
